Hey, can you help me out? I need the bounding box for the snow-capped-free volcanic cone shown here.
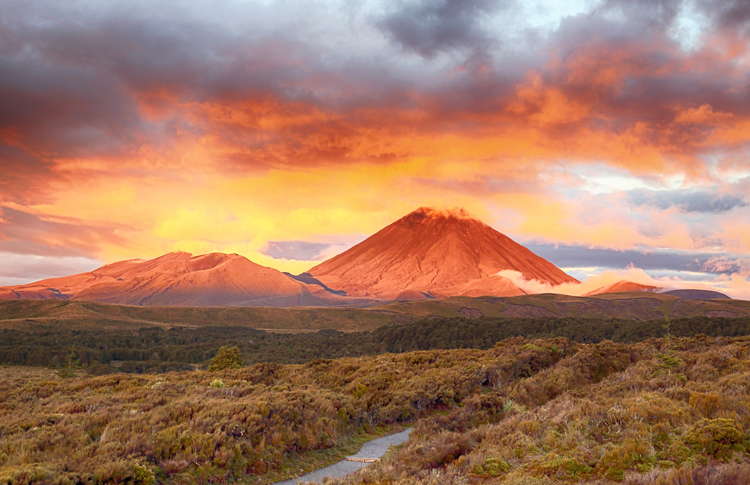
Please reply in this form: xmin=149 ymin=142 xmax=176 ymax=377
xmin=307 ymin=207 xmax=578 ymax=299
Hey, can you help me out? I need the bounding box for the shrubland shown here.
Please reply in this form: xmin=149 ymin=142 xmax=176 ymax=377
xmin=2 ymin=337 xmax=572 ymax=484
xmin=329 ymin=336 xmax=750 ymax=485
xmin=1 ymin=335 xmax=749 ymax=484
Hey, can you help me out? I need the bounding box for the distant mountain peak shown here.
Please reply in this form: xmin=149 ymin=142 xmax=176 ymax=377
xmin=308 ymin=206 xmax=577 ymax=299
xmin=584 ymin=280 xmax=660 ymax=296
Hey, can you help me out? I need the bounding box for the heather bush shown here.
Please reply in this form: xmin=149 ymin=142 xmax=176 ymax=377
xmin=3 ymin=336 xmax=750 ymax=484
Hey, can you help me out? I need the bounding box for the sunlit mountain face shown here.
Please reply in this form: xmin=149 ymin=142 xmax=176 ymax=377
xmin=0 ymin=208 xmax=580 ymax=305
xmin=307 ymin=207 xmax=579 ymax=299
xmin=1 ymin=0 xmax=749 ymax=298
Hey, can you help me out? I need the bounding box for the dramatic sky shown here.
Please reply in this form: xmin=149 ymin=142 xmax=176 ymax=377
xmin=1 ymin=0 xmax=750 ymax=297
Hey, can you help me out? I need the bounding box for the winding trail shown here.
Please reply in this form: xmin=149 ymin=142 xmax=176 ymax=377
xmin=274 ymin=429 xmax=412 ymax=485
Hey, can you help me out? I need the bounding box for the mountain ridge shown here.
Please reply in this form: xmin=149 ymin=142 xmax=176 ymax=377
xmin=1 ymin=207 xmax=698 ymax=307
xmin=0 ymin=251 xmax=341 ymax=307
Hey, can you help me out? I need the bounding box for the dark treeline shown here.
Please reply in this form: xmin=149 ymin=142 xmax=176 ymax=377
xmin=374 ymin=314 xmax=750 ymax=351
xmin=0 ymin=326 xmax=370 ymax=373
xmin=2 ymin=315 xmax=750 ymax=373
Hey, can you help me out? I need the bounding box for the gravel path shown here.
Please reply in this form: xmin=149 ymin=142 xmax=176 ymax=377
xmin=274 ymin=429 xmax=412 ymax=485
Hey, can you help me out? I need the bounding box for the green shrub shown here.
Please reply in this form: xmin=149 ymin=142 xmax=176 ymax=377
xmin=57 ymin=345 xmax=80 ymax=378
xmin=684 ymin=418 xmax=745 ymax=461
xmin=208 ymin=346 xmax=243 ymax=371
xmin=133 ymin=463 xmax=156 ymax=485
xmin=474 ymin=457 xmax=510 ymax=476
xmin=484 ymin=457 xmax=511 ymax=476
xmin=605 ymin=467 xmax=625 ymax=481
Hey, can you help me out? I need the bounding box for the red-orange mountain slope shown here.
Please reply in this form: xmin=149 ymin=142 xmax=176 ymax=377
xmin=307 ymin=207 xmax=578 ymax=299
xmin=0 ymin=252 xmax=334 ymax=307
xmin=584 ymin=280 xmax=661 ymax=296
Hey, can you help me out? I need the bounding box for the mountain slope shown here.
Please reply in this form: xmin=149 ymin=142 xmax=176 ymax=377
xmin=584 ymin=280 xmax=660 ymax=296
xmin=0 ymin=252 xmax=334 ymax=307
xmin=661 ymin=289 xmax=731 ymax=300
xmin=307 ymin=207 xmax=577 ymax=299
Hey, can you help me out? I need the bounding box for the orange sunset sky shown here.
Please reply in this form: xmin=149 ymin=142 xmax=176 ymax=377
xmin=1 ymin=0 xmax=750 ymax=297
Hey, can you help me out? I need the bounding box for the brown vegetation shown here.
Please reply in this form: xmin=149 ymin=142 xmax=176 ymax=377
xmin=0 ymin=339 xmax=574 ymax=484
xmin=1 ymin=336 xmax=749 ymax=484
xmin=326 ymin=336 xmax=750 ymax=485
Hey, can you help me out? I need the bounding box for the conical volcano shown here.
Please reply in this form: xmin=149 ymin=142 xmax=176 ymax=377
xmin=307 ymin=207 xmax=578 ymax=299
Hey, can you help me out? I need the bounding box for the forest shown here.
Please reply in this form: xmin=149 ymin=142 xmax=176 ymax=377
xmin=1 ymin=334 xmax=749 ymax=484
xmin=2 ymin=315 xmax=750 ymax=373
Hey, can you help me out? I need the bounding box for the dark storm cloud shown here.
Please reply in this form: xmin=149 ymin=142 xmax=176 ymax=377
xmin=2 ymin=0 xmax=750 ymax=206
xmin=498 ymin=0 xmax=750 ymax=172
xmin=1 ymin=0 xmax=748 ymax=168
xmin=263 ymin=241 xmax=334 ymax=261
xmin=0 ymin=6 xmax=155 ymax=153
xmin=626 ymin=189 xmax=747 ymax=213
xmin=0 ymin=0 xmax=425 ymax=184
xmin=0 ymin=2 xmax=308 ymax=132
xmin=376 ymin=0 xmax=508 ymax=58
xmin=697 ymin=0 xmax=750 ymax=30
xmin=546 ymin=11 xmax=687 ymax=122
xmin=559 ymin=1 xmax=749 ymax=121
xmin=0 ymin=206 xmax=128 ymax=257
xmin=525 ymin=241 xmax=743 ymax=275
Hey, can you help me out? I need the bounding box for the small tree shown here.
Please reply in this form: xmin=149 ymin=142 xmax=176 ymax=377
xmin=208 ymin=346 xmax=243 ymax=371
xmin=57 ymin=344 xmax=80 ymax=378
xmin=662 ymin=316 xmax=672 ymax=352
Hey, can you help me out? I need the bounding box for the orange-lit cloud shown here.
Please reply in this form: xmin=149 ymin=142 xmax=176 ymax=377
xmin=0 ymin=0 xmax=749 ymax=291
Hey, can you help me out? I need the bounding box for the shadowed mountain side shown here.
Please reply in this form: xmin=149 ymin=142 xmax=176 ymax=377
xmin=2 ymin=293 xmax=749 ymax=332
xmin=308 ymin=207 xmax=577 ymax=299
xmin=0 ymin=287 xmax=70 ymax=301
xmin=662 ymin=289 xmax=731 ymax=300
xmin=285 ymin=272 xmax=347 ymax=296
